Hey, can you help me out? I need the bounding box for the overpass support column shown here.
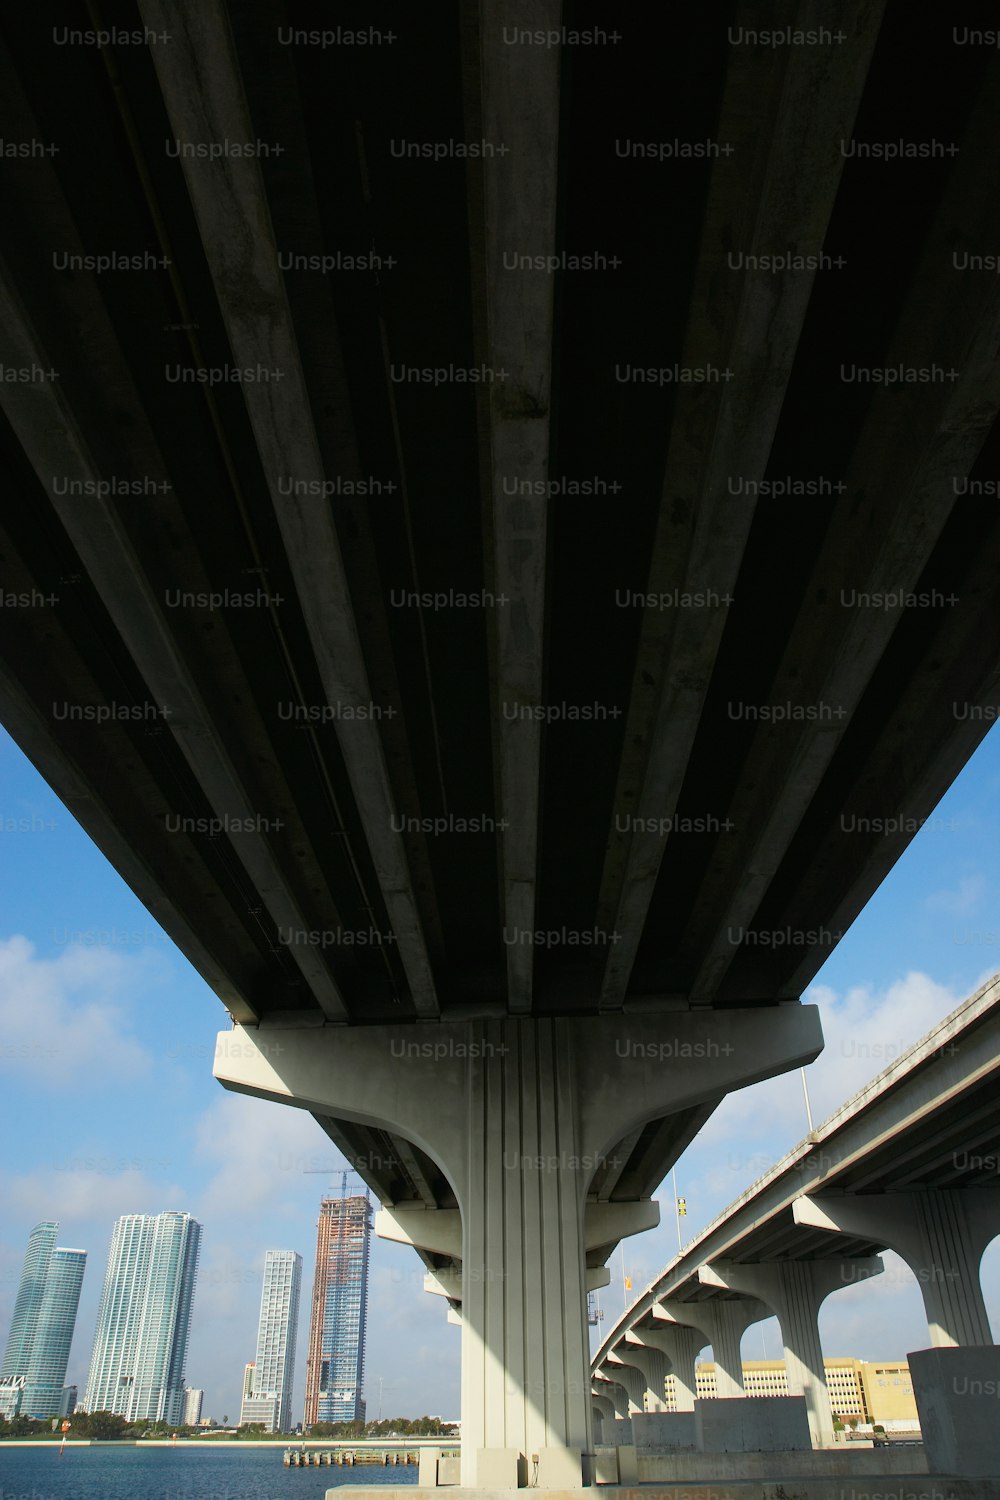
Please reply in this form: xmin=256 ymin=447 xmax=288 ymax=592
xmin=794 ymin=1191 xmax=1000 ymax=1477
xmin=639 ymin=1321 xmax=704 ymax=1410
xmin=597 ymin=1376 xmax=631 ymax=1420
xmin=656 ymin=1295 xmax=769 ymax=1397
xmin=214 ymin=1006 xmax=821 ymax=1486
xmin=621 ymin=1344 xmax=669 ymax=1411
xmin=794 ymin=1191 xmax=997 ymax=1346
xmin=591 ymin=1392 xmax=615 ymax=1428
xmin=605 ymin=1353 xmax=646 ymax=1414
xmin=700 ymin=1257 xmax=883 ymax=1448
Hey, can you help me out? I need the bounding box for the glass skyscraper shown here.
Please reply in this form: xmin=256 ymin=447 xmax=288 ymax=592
xmin=303 ymin=1196 xmax=371 ymax=1427
xmin=240 ymin=1250 xmax=302 ymax=1432
xmin=82 ymin=1212 xmax=201 ymax=1424
xmin=1 ymin=1222 xmax=86 ymax=1419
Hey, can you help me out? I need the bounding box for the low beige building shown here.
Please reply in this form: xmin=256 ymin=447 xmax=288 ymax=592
xmin=657 ymin=1357 xmax=918 ymax=1430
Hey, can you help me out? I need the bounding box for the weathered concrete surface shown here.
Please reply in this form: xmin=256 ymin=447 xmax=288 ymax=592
xmin=910 ymin=1345 xmax=1000 ymax=1477
xmin=629 ymin=1410 xmax=698 ymax=1452
xmin=694 ymin=1393 xmax=811 ymax=1453
xmin=332 ymin=1476 xmax=995 ymax=1500
xmin=637 ymin=1445 xmax=928 ymax=1479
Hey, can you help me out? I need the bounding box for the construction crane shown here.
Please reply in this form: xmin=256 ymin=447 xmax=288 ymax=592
xmin=302 ymin=1167 xmax=370 ymax=1203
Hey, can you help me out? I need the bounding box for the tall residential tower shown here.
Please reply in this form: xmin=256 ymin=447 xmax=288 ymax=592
xmin=303 ymin=1196 xmax=371 ymax=1427
xmin=239 ymin=1250 xmax=301 ymax=1432
xmin=82 ymin=1212 xmax=201 ymax=1423
xmin=1 ymin=1222 xmax=86 ymax=1419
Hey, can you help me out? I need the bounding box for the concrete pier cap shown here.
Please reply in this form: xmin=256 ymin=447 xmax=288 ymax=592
xmin=215 ymin=1004 xmax=822 ymax=1486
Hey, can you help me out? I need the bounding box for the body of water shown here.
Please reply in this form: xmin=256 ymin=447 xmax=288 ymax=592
xmin=0 ymin=1447 xmax=418 ymax=1500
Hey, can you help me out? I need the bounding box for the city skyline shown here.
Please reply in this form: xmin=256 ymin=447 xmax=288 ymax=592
xmin=0 ymin=1222 xmax=85 ymax=1420
xmin=82 ymin=1212 xmax=201 ymax=1424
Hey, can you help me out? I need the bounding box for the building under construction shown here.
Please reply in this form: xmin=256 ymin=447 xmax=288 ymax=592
xmin=303 ymin=1196 xmax=372 ymax=1428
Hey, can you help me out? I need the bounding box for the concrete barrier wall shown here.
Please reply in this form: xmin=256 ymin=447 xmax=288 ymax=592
xmin=694 ymin=1394 xmax=811 ymax=1453
xmin=629 ymin=1411 xmax=698 ymax=1452
xmin=910 ymin=1344 xmax=1000 ymax=1479
xmin=635 ymin=1445 xmax=928 ymax=1481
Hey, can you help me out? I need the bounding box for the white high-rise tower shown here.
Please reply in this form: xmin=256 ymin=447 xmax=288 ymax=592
xmin=82 ymin=1212 xmax=201 ymax=1424
xmin=1 ymin=1222 xmax=86 ymax=1419
xmin=239 ymin=1250 xmax=301 ymax=1432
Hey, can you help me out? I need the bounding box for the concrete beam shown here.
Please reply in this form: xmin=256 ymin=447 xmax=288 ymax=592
xmin=0 ymin=267 xmax=350 ymax=1025
xmin=596 ymin=0 xmax=886 ymax=1009
xmin=462 ymin=0 xmax=559 ymax=1018
xmin=687 ymin=50 xmax=1000 ymax=1007
xmin=629 ymin=1323 xmax=705 ymax=1412
xmin=584 ymin=1199 xmax=660 ymax=1250
xmin=216 ymin=1008 xmax=822 ymax=1178
xmin=426 ymin=1260 xmax=608 ymax=1305
xmin=604 ymin=1353 xmax=645 ymax=1415
xmin=594 ymin=1374 xmax=630 ymax=1421
xmin=376 ymin=1207 xmax=462 ymax=1259
xmin=423 ymin=1269 xmax=463 ymax=1301
xmin=619 ymin=1344 xmax=669 ymax=1412
xmin=138 ymin=0 xmax=440 ymax=1018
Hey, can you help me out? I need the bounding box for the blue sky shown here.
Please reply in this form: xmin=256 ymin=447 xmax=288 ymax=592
xmin=1 ymin=724 xmax=998 ymax=1422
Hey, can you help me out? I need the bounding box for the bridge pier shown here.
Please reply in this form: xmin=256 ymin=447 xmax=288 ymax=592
xmin=590 ymin=1392 xmax=614 ymax=1437
xmin=698 ymin=1256 xmax=884 ymax=1447
xmin=633 ymin=1321 xmax=704 ymax=1411
xmin=794 ymin=1190 xmax=1000 ymax=1475
xmin=656 ymin=1295 xmax=769 ymax=1399
xmin=620 ymin=1340 xmax=670 ymax=1410
xmin=604 ymin=1352 xmax=646 ymax=1415
xmin=215 ymin=1005 xmax=820 ymax=1486
xmin=590 ymin=1374 xmax=629 ymax=1422
xmin=794 ymin=1190 xmax=997 ymax=1346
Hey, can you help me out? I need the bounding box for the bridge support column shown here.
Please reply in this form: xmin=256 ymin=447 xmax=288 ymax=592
xmin=214 ymin=1005 xmax=820 ymax=1486
xmin=598 ymin=1376 xmax=631 ymax=1420
xmin=795 ymin=1192 xmax=1000 ymax=1477
xmin=641 ymin=1319 xmax=705 ymax=1410
xmin=621 ymin=1343 xmax=669 ymax=1410
xmin=605 ymin=1353 xmax=646 ymax=1414
xmin=699 ymin=1257 xmax=882 ymax=1448
xmin=657 ymin=1295 xmax=768 ymax=1397
xmin=794 ymin=1191 xmax=998 ymax=1346
xmin=591 ymin=1392 xmax=615 ymax=1437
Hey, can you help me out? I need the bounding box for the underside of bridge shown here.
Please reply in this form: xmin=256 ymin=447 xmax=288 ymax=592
xmin=1 ymin=0 xmax=1000 ymax=1483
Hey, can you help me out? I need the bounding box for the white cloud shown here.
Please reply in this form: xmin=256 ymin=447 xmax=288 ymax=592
xmin=0 ymin=934 xmax=155 ymax=1087
xmin=924 ymin=873 xmax=985 ymax=915
xmin=0 ymin=1166 xmax=183 ymax=1227
xmin=193 ymin=1092 xmax=329 ymax=1217
xmin=693 ymin=970 xmax=963 ymax=1166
